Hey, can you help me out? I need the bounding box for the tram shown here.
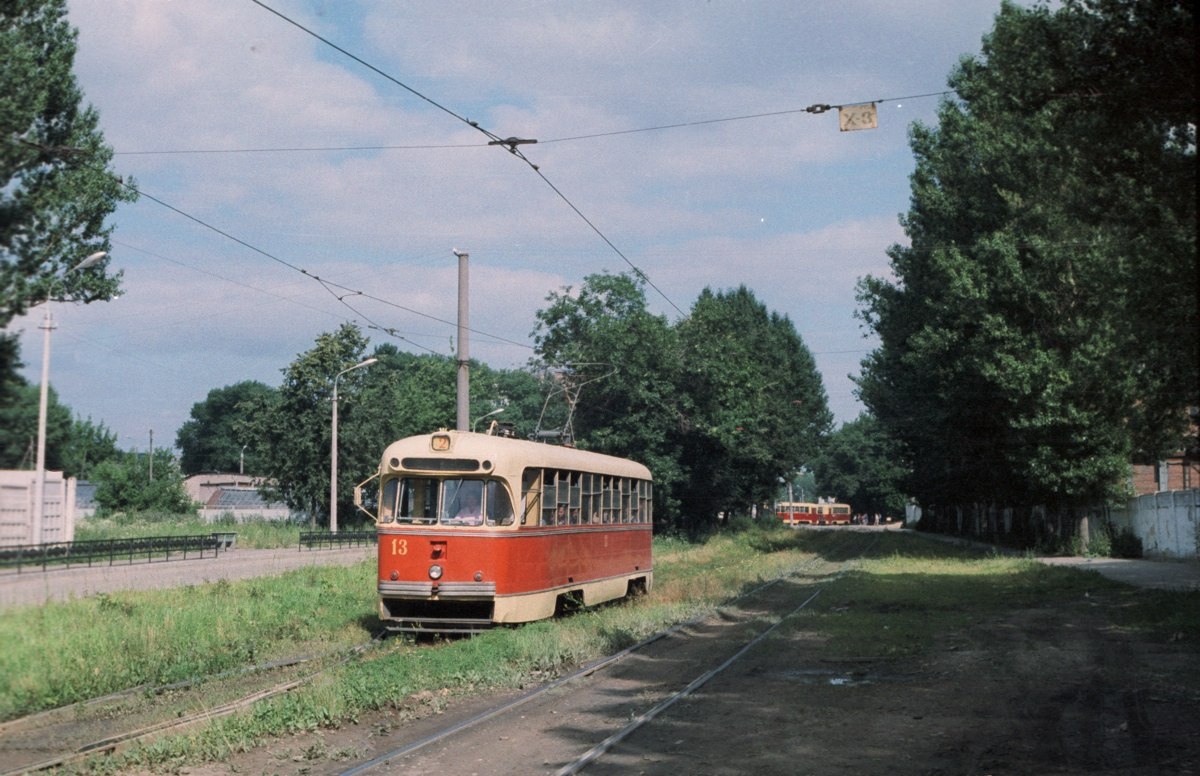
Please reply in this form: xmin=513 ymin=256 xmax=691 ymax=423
xmin=776 ymin=500 xmax=852 ymax=526
xmin=356 ymin=429 xmax=653 ymax=633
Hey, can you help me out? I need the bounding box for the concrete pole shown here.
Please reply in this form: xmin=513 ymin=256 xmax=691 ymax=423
xmin=454 ymin=249 xmax=470 ymax=432
xmin=32 ymin=305 xmax=55 ymax=545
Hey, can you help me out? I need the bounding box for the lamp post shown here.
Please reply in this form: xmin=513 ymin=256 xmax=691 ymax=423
xmin=330 ymin=357 xmax=377 ymax=533
xmin=473 ymin=407 xmax=505 ymax=432
xmin=32 ymin=250 xmax=107 ymax=544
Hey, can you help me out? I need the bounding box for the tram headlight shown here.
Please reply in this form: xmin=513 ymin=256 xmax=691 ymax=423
xmin=428 ymin=564 xmax=444 ymax=580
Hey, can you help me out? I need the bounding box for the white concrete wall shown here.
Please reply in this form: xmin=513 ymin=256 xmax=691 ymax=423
xmin=1109 ymin=488 xmax=1200 ymax=560
xmin=0 ymin=470 xmax=76 ymax=546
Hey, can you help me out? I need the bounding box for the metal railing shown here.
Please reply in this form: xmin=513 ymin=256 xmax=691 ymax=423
xmin=299 ymin=530 xmax=377 ymax=550
xmin=0 ymin=533 xmax=233 ymax=573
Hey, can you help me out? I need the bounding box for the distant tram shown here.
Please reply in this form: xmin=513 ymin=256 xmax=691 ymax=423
xmin=776 ymin=500 xmax=852 ymax=526
xmin=356 ymin=429 xmax=653 ymax=633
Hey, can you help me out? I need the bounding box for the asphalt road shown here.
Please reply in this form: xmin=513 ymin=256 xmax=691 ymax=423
xmin=0 ymin=546 xmax=376 ymax=611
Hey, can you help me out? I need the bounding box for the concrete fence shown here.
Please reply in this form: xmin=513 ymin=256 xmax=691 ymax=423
xmin=1108 ymin=488 xmax=1199 ymax=561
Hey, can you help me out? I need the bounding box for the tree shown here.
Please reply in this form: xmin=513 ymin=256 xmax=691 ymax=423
xmin=1 ymin=0 xmax=134 ymax=329
xmin=857 ymin=0 xmax=1196 ymax=514
xmin=176 ymin=381 xmax=276 ymax=475
xmin=812 ymin=414 xmax=908 ymax=518
xmin=60 ymin=415 xmax=119 ymax=479
xmin=675 ymin=286 xmax=832 ymax=527
xmin=532 ymin=272 xmax=686 ymax=525
xmin=236 ymin=324 xmax=371 ymax=526
xmin=91 ymin=449 xmax=193 ymax=516
xmin=0 ymin=344 xmax=71 ymax=470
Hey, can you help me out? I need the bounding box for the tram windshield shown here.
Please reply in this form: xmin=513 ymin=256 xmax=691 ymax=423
xmin=379 ymin=477 xmax=514 ymax=526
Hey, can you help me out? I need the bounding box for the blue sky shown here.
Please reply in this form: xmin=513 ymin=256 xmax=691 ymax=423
xmin=12 ymin=0 xmax=1013 ymax=452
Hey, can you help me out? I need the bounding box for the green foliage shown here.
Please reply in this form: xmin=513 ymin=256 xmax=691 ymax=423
xmin=236 ymin=324 xmax=370 ymax=524
xmin=533 ymin=274 xmax=833 ymax=533
xmin=236 ymin=327 xmax=547 ymax=528
xmin=91 ymin=449 xmax=194 ymax=516
xmin=857 ymin=0 xmax=1196 ymax=511
xmin=1 ymin=0 xmax=135 ymax=328
xmin=0 ymin=357 xmax=70 ymax=471
xmin=176 ymin=380 xmax=276 ymax=475
xmin=813 ymin=413 xmax=909 ymax=517
xmin=60 ymin=414 xmax=119 ymax=478
xmin=533 ymin=272 xmax=687 ymax=523
xmin=675 ymin=286 xmax=832 ymax=528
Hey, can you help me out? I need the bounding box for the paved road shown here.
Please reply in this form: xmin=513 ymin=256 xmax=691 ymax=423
xmin=0 ymin=546 xmax=376 ymax=610
xmin=1038 ymin=555 xmax=1200 ymax=591
xmin=905 ymin=528 xmax=1200 ymax=591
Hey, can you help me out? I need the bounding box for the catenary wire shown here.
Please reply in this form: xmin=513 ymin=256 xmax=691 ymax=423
xmin=110 ymin=90 xmax=958 ymax=156
xmin=109 ymin=176 xmax=534 ymax=354
xmin=248 ymin=0 xmax=686 ymax=317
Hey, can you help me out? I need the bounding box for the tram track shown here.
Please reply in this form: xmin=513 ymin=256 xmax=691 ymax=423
xmin=1 ymin=530 xmax=874 ymax=775
xmin=0 ymin=637 xmax=385 ymax=776
xmin=342 ymin=529 xmax=875 ymax=775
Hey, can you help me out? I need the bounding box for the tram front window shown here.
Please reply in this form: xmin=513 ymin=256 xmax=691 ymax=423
xmin=442 ymin=479 xmax=484 ymax=525
xmin=392 ymin=478 xmax=438 ymax=524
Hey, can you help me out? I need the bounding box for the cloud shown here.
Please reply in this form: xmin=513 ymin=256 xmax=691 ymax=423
xmin=26 ymin=0 xmax=1011 ymax=445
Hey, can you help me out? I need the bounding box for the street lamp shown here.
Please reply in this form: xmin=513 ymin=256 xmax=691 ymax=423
xmin=32 ymin=251 xmax=107 ymax=544
xmin=330 ymin=357 xmax=377 ymax=533
xmin=473 ymin=407 xmax=505 ymax=432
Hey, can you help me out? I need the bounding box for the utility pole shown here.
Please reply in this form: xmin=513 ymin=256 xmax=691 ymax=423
xmin=453 ymin=248 xmax=470 ymax=432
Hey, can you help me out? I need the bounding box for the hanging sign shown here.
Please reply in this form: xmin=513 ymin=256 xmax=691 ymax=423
xmin=838 ymin=103 xmax=878 ymax=131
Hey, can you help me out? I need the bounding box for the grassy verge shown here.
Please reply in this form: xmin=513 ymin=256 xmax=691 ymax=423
xmin=75 ymin=515 xmax=305 ymax=549
xmin=0 ymin=561 xmax=378 ymax=719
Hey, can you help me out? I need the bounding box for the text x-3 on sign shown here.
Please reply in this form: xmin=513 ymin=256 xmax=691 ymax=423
xmin=838 ymin=103 xmax=878 ymax=131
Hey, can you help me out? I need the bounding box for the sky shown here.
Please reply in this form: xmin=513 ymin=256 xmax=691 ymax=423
xmin=11 ymin=0 xmax=1013 ymax=453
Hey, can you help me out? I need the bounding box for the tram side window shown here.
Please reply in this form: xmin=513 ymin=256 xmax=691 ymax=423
xmin=521 ymin=469 xmax=540 ymax=525
xmin=541 ymin=469 xmax=562 ymax=525
xmin=395 ymin=478 xmax=438 ymax=524
xmin=602 ymin=476 xmax=616 ymax=524
xmin=583 ymin=472 xmax=600 ymax=523
xmin=569 ymin=471 xmax=582 ymax=524
xmin=639 ymin=480 xmax=653 ymax=524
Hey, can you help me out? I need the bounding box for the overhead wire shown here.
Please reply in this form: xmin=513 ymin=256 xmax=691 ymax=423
xmin=247 ymin=0 xmax=688 ymax=317
xmin=106 ymin=176 xmax=534 ymax=355
xmin=110 ymin=91 xmax=959 ymax=157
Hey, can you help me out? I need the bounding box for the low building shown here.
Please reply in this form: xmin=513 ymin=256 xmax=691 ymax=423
xmin=185 ymin=473 xmax=294 ymax=523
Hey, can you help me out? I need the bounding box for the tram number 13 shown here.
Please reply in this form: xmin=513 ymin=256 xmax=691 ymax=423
xmin=389 ymin=539 xmax=408 ymax=556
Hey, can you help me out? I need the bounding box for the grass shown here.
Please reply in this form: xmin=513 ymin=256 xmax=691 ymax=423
xmin=75 ymin=514 xmax=308 ymax=549
xmin=0 ymin=561 xmax=378 ymax=719
xmin=3 ymin=522 xmax=1196 ymax=772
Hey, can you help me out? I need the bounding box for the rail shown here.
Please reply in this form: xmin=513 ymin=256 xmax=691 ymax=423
xmin=0 ymin=533 xmax=232 ymax=573
xmin=298 ymin=530 xmax=377 ymax=550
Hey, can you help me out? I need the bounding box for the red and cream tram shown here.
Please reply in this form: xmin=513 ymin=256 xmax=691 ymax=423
xmin=776 ymin=500 xmax=852 ymax=526
xmin=356 ymin=429 xmax=653 ymax=633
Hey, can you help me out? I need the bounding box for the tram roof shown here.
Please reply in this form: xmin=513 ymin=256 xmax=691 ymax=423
xmin=380 ymin=430 xmax=652 ymax=480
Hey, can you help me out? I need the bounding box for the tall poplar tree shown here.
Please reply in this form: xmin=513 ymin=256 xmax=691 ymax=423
xmin=857 ymin=0 xmax=1196 ymax=512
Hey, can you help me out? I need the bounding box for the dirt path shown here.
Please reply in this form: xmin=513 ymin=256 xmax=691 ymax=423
xmin=182 ymin=542 xmax=1198 ymax=776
